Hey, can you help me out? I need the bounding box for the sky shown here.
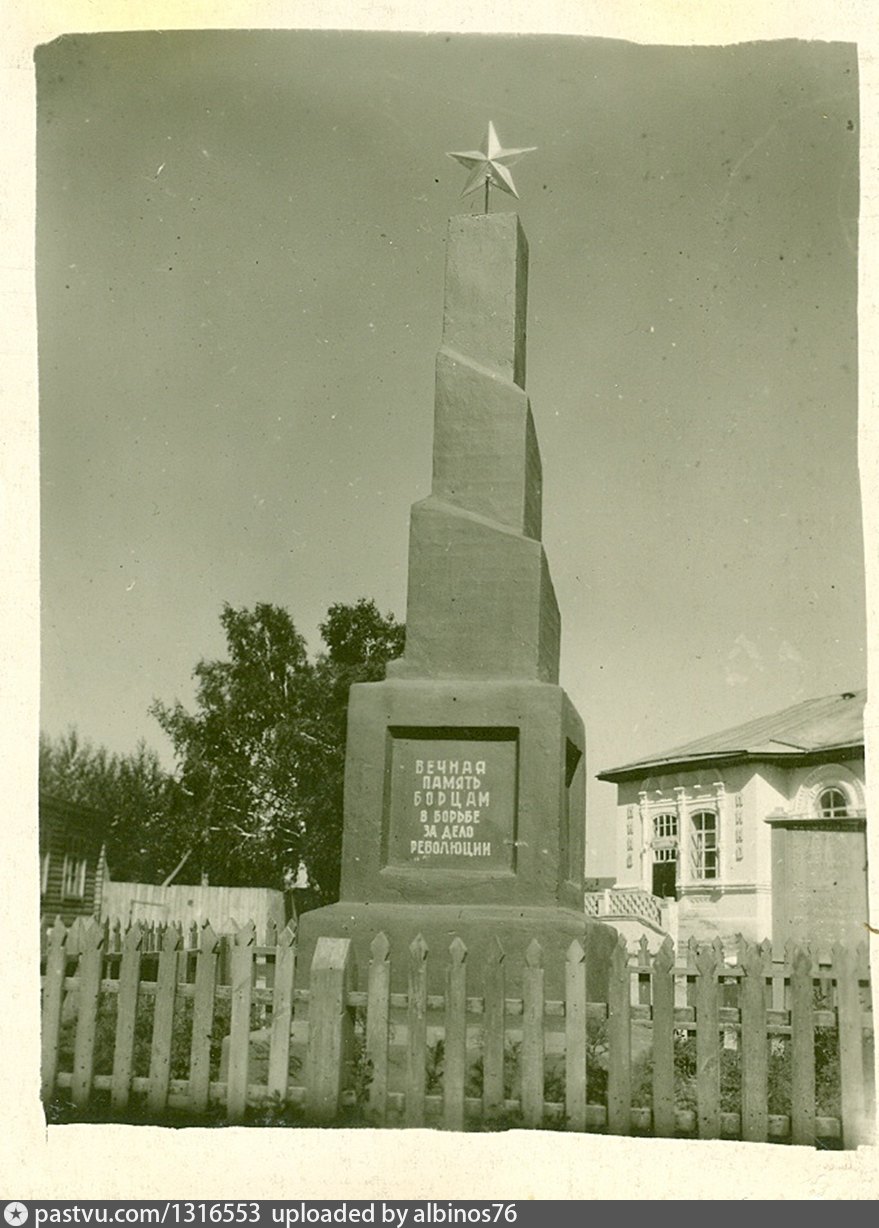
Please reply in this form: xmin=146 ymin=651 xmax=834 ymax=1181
xmin=36 ymin=30 xmax=863 ymax=876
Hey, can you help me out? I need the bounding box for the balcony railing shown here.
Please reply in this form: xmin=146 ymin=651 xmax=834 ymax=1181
xmin=584 ymin=886 xmax=663 ymax=928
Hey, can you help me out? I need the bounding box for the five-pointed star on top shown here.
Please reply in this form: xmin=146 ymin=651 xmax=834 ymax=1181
xmin=447 ymin=121 xmax=537 ymax=200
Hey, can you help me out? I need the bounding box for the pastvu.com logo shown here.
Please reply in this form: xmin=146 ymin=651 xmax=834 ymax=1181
xmin=4 ymin=1204 xmax=28 ymax=1226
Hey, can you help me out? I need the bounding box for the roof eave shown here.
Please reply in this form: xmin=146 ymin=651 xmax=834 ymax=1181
xmin=597 ymin=740 xmax=864 ymax=784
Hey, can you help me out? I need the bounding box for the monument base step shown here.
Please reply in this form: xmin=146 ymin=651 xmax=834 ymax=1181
xmin=294 ymin=900 xmax=618 ymax=1000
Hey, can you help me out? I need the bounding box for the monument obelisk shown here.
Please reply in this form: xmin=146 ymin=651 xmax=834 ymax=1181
xmin=296 ymin=125 xmax=615 ymax=993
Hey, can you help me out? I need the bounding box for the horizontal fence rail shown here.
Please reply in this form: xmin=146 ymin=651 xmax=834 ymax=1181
xmin=40 ymin=918 xmax=875 ymax=1145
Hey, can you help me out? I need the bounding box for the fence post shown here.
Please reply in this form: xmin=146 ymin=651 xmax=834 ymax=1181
xmin=267 ymin=921 xmax=297 ymax=1106
xmin=71 ymin=919 xmax=105 ymax=1109
xmin=482 ymin=937 xmax=505 ymax=1123
xmin=790 ymin=944 xmax=816 ymax=1146
xmin=40 ymin=919 xmax=68 ymax=1105
xmin=833 ymin=941 xmax=869 ymax=1148
xmin=607 ymin=934 xmax=631 ymax=1136
xmin=651 ymin=938 xmax=675 ymax=1138
xmin=565 ymin=939 xmax=587 ymax=1132
xmin=695 ymin=943 xmax=721 ymax=1139
xmin=405 ymin=934 xmax=428 ymax=1127
xmin=521 ymin=939 xmax=545 ymax=1129
xmin=227 ymin=920 xmax=256 ymax=1122
xmin=443 ymin=937 xmax=468 ymax=1131
xmin=111 ymin=921 xmax=144 ymax=1111
xmin=366 ymin=932 xmax=391 ymax=1124
xmin=306 ymin=936 xmax=355 ymax=1123
xmin=740 ymin=938 xmax=769 ymax=1143
xmin=147 ymin=924 xmax=182 ymax=1116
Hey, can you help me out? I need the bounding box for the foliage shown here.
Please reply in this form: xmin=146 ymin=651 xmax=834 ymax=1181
xmin=150 ymin=599 xmax=404 ymax=900
xmin=56 ymin=979 xmax=239 ymax=1085
xmin=39 ymin=729 xmax=186 ymax=883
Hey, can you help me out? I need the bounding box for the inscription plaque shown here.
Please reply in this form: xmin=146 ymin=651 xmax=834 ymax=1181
xmin=386 ymin=730 xmax=517 ymax=871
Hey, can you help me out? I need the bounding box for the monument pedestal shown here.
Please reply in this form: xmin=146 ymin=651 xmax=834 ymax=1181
xmin=342 ymin=679 xmax=586 ymax=910
xmin=297 ymin=676 xmax=616 ymax=994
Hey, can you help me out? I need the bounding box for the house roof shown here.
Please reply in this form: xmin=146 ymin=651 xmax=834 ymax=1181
xmin=40 ymin=791 xmax=109 ymax=834
xmin=597 ymin=689 xmax=866 ymax=782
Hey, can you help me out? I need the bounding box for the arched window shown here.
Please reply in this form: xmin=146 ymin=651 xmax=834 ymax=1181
xmin=817 ymin=787 xmax=849 ymax=818
xmin=691 ymin=810 xmax=718 ymax=880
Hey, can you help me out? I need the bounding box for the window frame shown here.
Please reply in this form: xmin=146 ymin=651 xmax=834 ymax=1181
xmin=816 ymin=786 xmax=849 ymax=819
xmin=690 ymin=809 xmax=719 ymax=881
xmin=653 ymin=811 xmax=678 ymax=842
xmin=61 ymin=850 xmax=87 ymax=900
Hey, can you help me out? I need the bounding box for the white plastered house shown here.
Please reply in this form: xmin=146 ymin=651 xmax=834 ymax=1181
xmin=595 ymin=690 xmax=867 ymax=948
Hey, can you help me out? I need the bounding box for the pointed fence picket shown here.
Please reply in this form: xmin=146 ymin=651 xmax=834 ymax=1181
xmin=226 ymin=921 xmax=256 ymax=1122
xmin=521 ymin=939 xmax=545 ymax=1129
xmin=650 ymin=938 xmax=675 ymax=1138
xmin=40 ymin=918 xmax=874 ymax=1146
xmin=606 ymin=934 xmax=631 ymax=1135
xmin=739 ymin=939 xmax=769 ymax=1143
xmin=147 ymin=924 xmax=182 ymax=1115
xmin=111 ymin=921 xmax=143 ymax=1111
xmin=405 ymin=934 xmax=428 ymax=1128
xmin=695 ymin=942 xmax=721 ymax=1139
xmin=71 ymin=919 xmax=104 ymax=1108
xmin=564 ymin=939 xmax=587 ymax=1131
xmin=187 ymin=922 xmax=219 ymax=1113
xmin=443 ymin=937 xmax=468 ymax=1131
xmin=482 ymin=937 xmax=505 ymax=1122
xmin=266 ymin=922 xmax=297 ymax=1104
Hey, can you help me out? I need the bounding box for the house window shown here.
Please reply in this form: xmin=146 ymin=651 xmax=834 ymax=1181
xmin=817 ymin=787 xmax=849 ymax=818
xmin=62 ymin=851 xmax=87 ymax=899
xmin=653 ymin=812 xmax=678 ymax=841
xmin=40 ymin=852 xmax=50 ymax=896
xmin=691 ymin=810 xmax=718 ymax=880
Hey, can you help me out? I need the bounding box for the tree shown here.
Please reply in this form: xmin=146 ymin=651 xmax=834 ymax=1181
xmin=150 ymin=598 xmax=404 ymax=901
xmin=39 ymin=729 xmax=187 ymax=883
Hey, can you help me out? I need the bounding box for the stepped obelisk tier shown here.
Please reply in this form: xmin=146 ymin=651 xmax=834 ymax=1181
xmin=387 ymin=212 xmax=560 ymax=684
xmin=296 ymin=138 xmax=616 ymax=993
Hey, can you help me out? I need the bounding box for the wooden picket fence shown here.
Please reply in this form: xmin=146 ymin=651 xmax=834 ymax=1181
xmin=41 ymin=917 xmax=875 ymax=1146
